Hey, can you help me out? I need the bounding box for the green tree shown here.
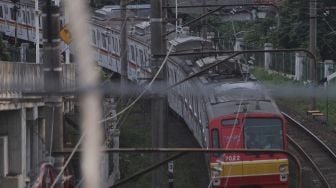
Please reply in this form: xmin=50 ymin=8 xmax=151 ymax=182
xmin=0 ymin=37 xmax=10 ymax=61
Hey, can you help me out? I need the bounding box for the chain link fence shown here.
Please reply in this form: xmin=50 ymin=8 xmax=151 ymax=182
xmin=249 ymin=51 xmax=333 ymax=82
xmin=5 ymin=45 xmax=36 ymax=63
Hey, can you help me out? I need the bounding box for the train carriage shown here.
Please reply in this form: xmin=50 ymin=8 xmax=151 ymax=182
xmin=0 ymin=0 xmax=290 ymax=187
xmin=168 ymin=36 xmax=289 ymax=188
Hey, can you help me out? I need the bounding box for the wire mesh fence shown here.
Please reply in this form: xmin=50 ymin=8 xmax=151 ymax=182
xmin=249 ymin=51 xmax=329 ymax=82
xmin=6 ymin=45 xmax=36 ymax=63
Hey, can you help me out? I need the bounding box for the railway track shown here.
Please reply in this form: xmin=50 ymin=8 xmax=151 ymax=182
xmin=282 ymin=112 xmax=336 ymax=188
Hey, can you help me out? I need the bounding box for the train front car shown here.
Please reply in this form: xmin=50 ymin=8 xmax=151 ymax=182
xmin=208 ymin=82 xmax=289 ymax=188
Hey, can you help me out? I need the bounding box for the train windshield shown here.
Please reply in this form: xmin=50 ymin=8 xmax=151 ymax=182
xmin=244 ymin=118 xmax=283 ymax=149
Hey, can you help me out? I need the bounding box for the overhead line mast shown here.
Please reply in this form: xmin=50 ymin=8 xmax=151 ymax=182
xmin=309 ymin=0 xmax=317 ymax=110
xmin=151 ymin=0 xmax=167 ymax=187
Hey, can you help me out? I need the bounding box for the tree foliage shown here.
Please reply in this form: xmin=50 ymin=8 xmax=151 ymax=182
xmin=0 ymin=36 xmax=9 ymax=61
xmin=208 ymin=0 xmax=336 ymax=61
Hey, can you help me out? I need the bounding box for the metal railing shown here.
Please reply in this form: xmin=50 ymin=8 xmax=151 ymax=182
xmin=0 ymin=62 xmax=76 ymax=94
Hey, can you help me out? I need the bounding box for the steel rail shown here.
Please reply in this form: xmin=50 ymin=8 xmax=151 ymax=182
xmin=287 ymin=135 xmax=331 ymax=188
xmin=282 ymin=112 xmax=336 ymax=161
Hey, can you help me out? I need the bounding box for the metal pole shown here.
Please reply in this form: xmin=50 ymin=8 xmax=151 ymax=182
xmin=175 ymin=0 xmax=177 ymax=36
xmin=14 ymin=1 xmax=18 ymax=46
xmin=201 ymin=0 xmax=207 ymax=39
xmin=151 ymin=0 xmax=167 ymax=186
xmin=35 ymin=0 xmax=40 ymax=64
xmin=120 ymin=0 xmax=128 ymax=102
xmin=309 ymin=0 xmax=317 ymax=109
xmin=42 ymin=1 xmax=63 ymax=187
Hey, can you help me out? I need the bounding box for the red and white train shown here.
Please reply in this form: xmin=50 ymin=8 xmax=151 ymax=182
xmin=167 ymin=38 xmax=289 ymax=188
xmin=0 ymin=1 xmax=289 ymax=187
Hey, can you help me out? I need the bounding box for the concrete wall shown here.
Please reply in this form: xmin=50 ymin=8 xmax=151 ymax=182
xmin=0 ymin=62 xmax=76 ymax=94
xmin=0 ymin=106 xmax=45 ymax=188
xmin=0 ymin=109 xmax=26 ymax=187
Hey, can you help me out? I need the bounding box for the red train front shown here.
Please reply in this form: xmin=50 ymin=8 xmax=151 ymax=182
xmin=207 ymin=83 xmax=289 ymax=188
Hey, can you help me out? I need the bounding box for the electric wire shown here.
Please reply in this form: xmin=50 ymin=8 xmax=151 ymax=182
xmin=49 ymin=105 xmax=55 ymax=163
xmin=221 ymin=67 xmax=250 ymax=187
xmin=50 ymin=45 xmax=174 ymax=187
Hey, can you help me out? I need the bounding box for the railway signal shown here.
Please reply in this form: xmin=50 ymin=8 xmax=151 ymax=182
xmin=59 ymin=24 xmax=72 ymax=44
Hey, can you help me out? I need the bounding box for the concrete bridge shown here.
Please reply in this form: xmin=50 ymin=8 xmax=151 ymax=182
xmin=0 ymin=61 xmax=75 ymax=187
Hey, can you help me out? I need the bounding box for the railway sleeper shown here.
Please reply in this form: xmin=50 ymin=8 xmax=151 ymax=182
xmin=306 ymin=110 xmax=327 ymax=124
xmin=320 ymin=167 xmax=336 ymax=174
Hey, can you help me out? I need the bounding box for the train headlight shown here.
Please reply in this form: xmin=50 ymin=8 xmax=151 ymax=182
xmin=211 ymin=170 xmax=221 ymax=186
xmin=212 ymin=170 xmax=220 ymax=177
xmin=279 ymin=164 xmax=288 ymax=173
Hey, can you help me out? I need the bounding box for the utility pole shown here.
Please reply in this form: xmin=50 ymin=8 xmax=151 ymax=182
xmin=120 ymin=0 xmax=128 ymax=99
xmin=201 ymin=0 xmax=207 ymax=39
xmin=13 ymin=0 xmax=19 ymax=46
xmin=151 ymin=0 xmax=167 ymax=187
xmin=42 ymin=0 xmax=63 ymax=187
xmin=309 ymin=0 xmax=317 ymax=109
xmin=35 ymin=0 xmax=40 ymax=64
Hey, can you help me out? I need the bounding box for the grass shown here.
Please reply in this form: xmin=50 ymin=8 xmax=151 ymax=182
xmin=119 ymin=102 xmax=152 ymax=188
xmin=118 ymin=100 xmax=209 ymax=187
xmin=251 ymin=67 xmax=336 ymax=127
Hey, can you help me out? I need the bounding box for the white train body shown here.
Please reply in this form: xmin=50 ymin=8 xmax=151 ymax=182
xmin=0 ymin=0 xmax=214 ymax=147
xmin=0 ymin=0 xmax=152 ymax=81
xmin=0 ymin=0 xmax=42 ymax=42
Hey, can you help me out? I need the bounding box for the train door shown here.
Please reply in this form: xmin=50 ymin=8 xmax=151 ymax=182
xmin=219 ymin=117 xmax=243 ymax=187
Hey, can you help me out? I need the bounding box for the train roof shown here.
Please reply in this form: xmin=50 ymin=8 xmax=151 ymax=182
xmin=207 ymin=81 xmax=280 ymax=118
xmin=168 ymin=37 xmax=281 ymax=118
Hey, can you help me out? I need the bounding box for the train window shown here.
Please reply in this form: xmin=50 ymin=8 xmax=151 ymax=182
xmin=111 ymin=37 xmax=115 ymax=52
xmin=130 ymin=45 xmax=135 ymax=61
xmin=31 ymin=12 xmax=34 ymax=24
xmin=107 ymin=36 xmax=111 ymax=50
xmin=118 ymin=39 xmax=121 ymax=53
xmin=244 ymin=118 xmax=283 ymax=149
xmin=22 ymin=10 xmax=26 ymax=23
xmin=102 ymin=34 xmax=107 ymax=49
xmin=4 ymin=6 xmax=8 ymax=15
xmin=211 ymin=129 xmax=220 ymax=157
xmin=0 ymin=6 xmax=3 ymax=18
xmin=221 ymin=119 xmax=239 ymax=126
xmin=139 ymin=49 xmax=144 ymax=65
xmin=92 ymin=31 xmax=96 ymax=45
xmin=97 ymin=31 xmax=100 ymax=42
xmin=27 ymin=11 xmax=30 ymax=24
xmin=10 ymin=8 xmax=14 ymax=20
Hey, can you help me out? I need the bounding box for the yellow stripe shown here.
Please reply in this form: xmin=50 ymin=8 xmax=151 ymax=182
xmin=211 ymin=159 xmax=288 ymax=177
xmin=243 ymin=159 xmax=288 ymax=176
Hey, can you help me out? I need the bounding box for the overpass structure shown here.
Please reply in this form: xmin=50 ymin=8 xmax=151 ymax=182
xmin=0 ymin=61 xmax=75 ymax=187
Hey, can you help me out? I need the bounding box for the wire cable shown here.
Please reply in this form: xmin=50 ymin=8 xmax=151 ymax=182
xmin=49 ymin=106 xmax=55 ymax=163
xmin=51 ymin=45 xmax=174 ymax=187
